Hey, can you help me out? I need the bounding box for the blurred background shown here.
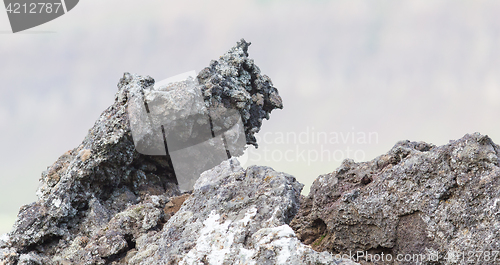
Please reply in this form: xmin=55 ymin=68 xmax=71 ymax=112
xmin=1 ymin=0 xmax=499 ymax=235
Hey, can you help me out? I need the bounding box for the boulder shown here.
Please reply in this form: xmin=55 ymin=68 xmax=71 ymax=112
xmin=291 ymin=133 xmax=500 ymax=265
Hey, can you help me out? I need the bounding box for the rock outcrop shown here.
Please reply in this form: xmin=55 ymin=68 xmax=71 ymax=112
xmin=2 ymin=39 xmax=500 ymax=265
xmin=0 ymin=40 xmax=355 ymax=265
xmin=124 ymin=158 xmax=355 ymax=265
xmin=291 ymin=133 xmax=500 ymax=265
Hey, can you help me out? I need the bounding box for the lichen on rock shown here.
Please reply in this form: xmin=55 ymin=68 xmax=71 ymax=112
xmin=3 ymin=39 xmax=499 ymax=265
xmin=0 ymin=39 xmax=297 ymax=265
xmin=1 ymin=40 xmax=349 ymax=265
xmin=128 ymin=158 xmax=353 ymax=265
xmin=291 ymin=133 xmax=500 ymax=265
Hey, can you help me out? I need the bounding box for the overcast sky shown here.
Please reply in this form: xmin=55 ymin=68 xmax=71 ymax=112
xmin=1 ymin=0 xmax=499 ymax=235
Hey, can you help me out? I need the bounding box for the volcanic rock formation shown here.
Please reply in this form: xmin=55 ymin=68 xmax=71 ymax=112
xmin=0 ymin=40 xmax=354 ymax=265
xmin=291 ymin=133 xmax=500 ymax=265
xmin=2 ymin=39 xmax=499 ymax=265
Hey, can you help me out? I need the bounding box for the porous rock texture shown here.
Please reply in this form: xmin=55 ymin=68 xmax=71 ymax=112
xmin=0 ymin=40 xmax=356 ymax=265
xmin=3 ymin=40 xmax=499 ymax=265
xmin=291 ymin=133 xmax=500 ymax=265
xmin=125 ymin=158 xmax=355 ymax=265
xmin=126 ymin=39 xmax=283 ymax=191
xmin=197 ymin=39 xmax=283 ymax=147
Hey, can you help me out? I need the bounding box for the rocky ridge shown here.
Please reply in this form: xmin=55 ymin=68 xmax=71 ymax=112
xmin=0 ymin=40 xmax=354 ymax=265
xmin=1 ymin=39 xmax=500 ymax=265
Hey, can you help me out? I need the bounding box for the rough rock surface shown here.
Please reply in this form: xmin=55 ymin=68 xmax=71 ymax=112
xmin=126 ymin=158 xmax=356 ymax=265
xmin=197 ymin=39 xmax=283 ymax=147
xmin=3 ymin=39 xmax=499 ymax=265
xmin=291 ymin=133 xmax=500 ymax=265
xmin=126 ymin=39 xmax=283 ymax=191
xmin=0 ymin=40 xmax=354 ymax=265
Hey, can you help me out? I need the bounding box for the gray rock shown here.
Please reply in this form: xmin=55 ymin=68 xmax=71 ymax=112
xmin=197 ymin=39 xmax=283 ymax=147
xmin=9 ymin=38 xmax=499 ymax=265
xmin=128 ymin=158 xmax=356 ymax=265
xmin=291 ymin=133 xmax=500 ymax=265
xmin=126 ymin=39 xmax=283 ymax=191
xmin=0 ymin=40 xmax=285 ymax=265
xmin=5 ymin=71 xmax=180 ymax=258
xmin=0 ymin=247 xmax=18 ymax=265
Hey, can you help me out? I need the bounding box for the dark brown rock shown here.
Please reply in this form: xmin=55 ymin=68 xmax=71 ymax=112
xmin=291 ymin=133 xmax=500 ymax=264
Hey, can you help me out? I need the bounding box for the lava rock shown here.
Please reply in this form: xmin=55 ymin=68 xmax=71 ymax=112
xmin=0 ymin=40 xmax=286 ymax=265
xmin=197 ymin=39 xmax=283 ymax=147
xmin=126 ymin=158 xmax=357 ymax=265
xmin=291 ymin=133 xmax=500 ymax=265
